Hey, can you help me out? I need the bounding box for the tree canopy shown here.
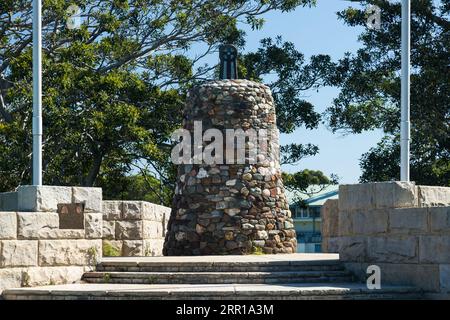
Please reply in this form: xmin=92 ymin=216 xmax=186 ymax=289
xmin=326 ymin=0 xmax=449 ymax=186
xmin=0 ymin=0 xmax=320 ymax=202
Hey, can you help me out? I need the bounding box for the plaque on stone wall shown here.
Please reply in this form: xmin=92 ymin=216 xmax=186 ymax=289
xmin=57 ymin=203 xmax=85 ymax=229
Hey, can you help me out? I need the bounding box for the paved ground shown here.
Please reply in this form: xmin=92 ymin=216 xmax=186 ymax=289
xmin=3 ymin=282 xmax=419 ymax=299
xmin=2 ymin=254 xmax=423 ymax=300
xmin=99 ymin=253 xmax=340 ymax=264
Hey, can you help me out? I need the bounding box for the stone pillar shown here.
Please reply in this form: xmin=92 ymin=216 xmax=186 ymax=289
xmin=163 ymin=79 xmax=297 ymax=255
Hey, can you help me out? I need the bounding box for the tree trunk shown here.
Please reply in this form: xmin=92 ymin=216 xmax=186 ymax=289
xmin=0 ymin=93 xmax=13 ymax=123
xmin=84 ymin=153 xmax=103 ymax=187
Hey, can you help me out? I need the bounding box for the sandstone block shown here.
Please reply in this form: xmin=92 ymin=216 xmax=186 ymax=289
xmin=374 ymin=181 xmax=418 ymax=209
xmin=37 ymin=229 xmax=85 ymax=239
xmin=345 ymin=262 xmax=440 ymax=293
xmin=84 ymin=212 xmax=102 ymax=239
xmin=38 ymin=239 xmax=101 ymax=266
xmin=142 ymin=202 xmax=156 ymax=220
xmin=72 ymin=187 xmax=102 ymax=212
xmin=120 ymin=201 xmax=144 ymax=220
xmin=377 ymin=263 xmax=440 ymax=293
xmin=419 ymin=236 xmax=450 ymax=264
xmin=338 ymin=210 xmax=353 ymax=236
xmin=0 ymin=192 xmax=18 ymax=211
xmin=153 ymin=205 xmax=167 ymax=222
xmin=323 ymin=237 xmax=340 ymax=253
xmin=122 ymin=240 xmax=144 ymax=256
xmin=115 ymin=221 xmax=143 ymax=240
xmin=337 ymin=236 xmax=366 ymax=262
xmin=429 ymin=207 xmax=450 ymax=232
xmin=367 ymin=236 xmax=418 ymax=263
xmin=338 ymin=184 xmax=374 ymax=211
xmin=352 ymin=209 xmax=388 ymax=235
xmin=102 ymin=201 xmax=121 ymax=220
xmin=321 ymin=237 xmax=328 ymax=253
xmin=18 ymin=185 xmax=72 ymax=212
xmin=418 ymin=186 xmax=450 ymax=207
xmin=389 ymin=207 xmax=428 ymax=234
xmin=144 ymin=239 xmax=164 ymax=256
xmin=321 ymin=199 xmax=339 ymax=238
xmin=102 ymin=221 xmax=116 ymax=240
xmin=143 ymin=220 xmax=162 ymax=239
xmin=0 ymin=240 xmax=38 ymax=267
xmin=341 ymin=262 xmax=369 ymax=281
xmin=440 ymin=265 xmax=450 ymax=293
xmin=23 ymin=266 xmax=88 ymax=287
xmin=0 ymin=269 xmax=23 ymax=293
xmin=17 ymin=212 xmax=59 ymax=239
xmin=0 ymin=212 xmax=17 ymax=239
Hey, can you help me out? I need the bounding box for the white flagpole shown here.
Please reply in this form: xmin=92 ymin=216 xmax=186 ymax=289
xmin=32 ymin=0 xmax=43 ymax=186
xmin=400 ymin=0 xmax=411 ymax=181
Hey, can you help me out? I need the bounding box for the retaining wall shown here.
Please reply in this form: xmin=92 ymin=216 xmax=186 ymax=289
xmin=102 ymin=201 xmax=170 ymax=257
xmin=0 ymin=186 xmax=171 ymax=293
xmin=0 ymin=186 xmax=102 ymax=293
xmin=322 ymin=182 xmax=450 ymax=297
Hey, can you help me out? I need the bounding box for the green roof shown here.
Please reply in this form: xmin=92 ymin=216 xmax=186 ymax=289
xmin=285 ymin=185 xmax=339 ymax=207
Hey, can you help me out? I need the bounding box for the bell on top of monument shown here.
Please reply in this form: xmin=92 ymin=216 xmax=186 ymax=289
xmin=219 ymin=44 xmax=238 ymax=80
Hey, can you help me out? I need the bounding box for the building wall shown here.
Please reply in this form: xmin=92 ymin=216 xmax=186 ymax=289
xmin=322 ymin=182 xmax=450 ymax=297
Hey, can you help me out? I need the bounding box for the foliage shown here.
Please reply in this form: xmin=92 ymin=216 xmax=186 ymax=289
xmin=102 ymin=242 xmax=121 ymax=257
xmin=100 ymin=172 xmax=172 ymax=206
xmin=326 ymin=0 xmax=449 ymax=186
xmin=282 ymin=169 xmax=337 ymax=193
xmin=0 ymin=0 xmax=316 ymax=197
xmin=251 ymin=246 xmax=265 ymax=255
xmin=240 ymin=37 xmax=336 ymax=165
xmin=282 ymin=169 xmax=337 ymax=207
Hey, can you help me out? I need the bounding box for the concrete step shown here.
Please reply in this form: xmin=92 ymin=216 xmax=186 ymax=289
xmin=82 ymin=270 xmax=354 ymax=284
xmin=2 ymin=283 xmax=424 ymax=300
xmin=96 ymin=255 xmax=345 ymax=273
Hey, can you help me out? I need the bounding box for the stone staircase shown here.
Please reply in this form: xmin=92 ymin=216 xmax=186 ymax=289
xmin=2 ymin=254 xmax=424 ymax=300
xmin=83 ymin=258 xmax=353 ymax=285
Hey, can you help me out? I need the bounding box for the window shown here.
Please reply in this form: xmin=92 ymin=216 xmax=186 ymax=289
xmin=291 ymin=206 xmax=322 ymax=219
xmin=301 ymin=209 xmax=309 ymax=218
xmin=310 ymin=207 xmax=321 ymax=218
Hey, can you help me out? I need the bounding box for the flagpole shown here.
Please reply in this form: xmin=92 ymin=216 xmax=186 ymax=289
xmin=400 ymin=0 xmax=411 ymax=181
xmin=32 ymin=0 xmax=43 ymax=186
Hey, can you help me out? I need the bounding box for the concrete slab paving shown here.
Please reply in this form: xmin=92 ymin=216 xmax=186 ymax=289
xmin=3 ymin=282 xmax=418 ymax=295
xmin=99 ymin=253 xmax=340 ymax=264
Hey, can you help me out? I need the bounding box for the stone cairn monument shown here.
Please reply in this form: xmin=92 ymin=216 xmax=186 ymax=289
xmin=163 ymin=45 xmax=297 ymax=255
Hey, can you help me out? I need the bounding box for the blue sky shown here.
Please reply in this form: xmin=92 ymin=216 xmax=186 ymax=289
xmin=236 ymin=1 xmax=386 ymax=183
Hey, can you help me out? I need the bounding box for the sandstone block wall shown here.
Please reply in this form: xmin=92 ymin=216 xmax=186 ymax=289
xmin=0 ymin=186 xmax=103 ymax=293
xmin=102 ymin=201 xmax=170 ymax=257
xmin=321 ymin=182 xmax=450 ymax=297
xmin=0 ymin=187 xmax=171 ymax=293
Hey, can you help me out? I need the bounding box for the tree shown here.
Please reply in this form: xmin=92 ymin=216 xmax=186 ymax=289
xmin=282 ymin=169 xmax=337 ymax=193
xmin=240 ymin=37 xmax=336 ymax=165
xmin=0 ymin=0 xmax=317 ymax=199
xmin=100 ymin=172 xmax=172 ymax=205
xmin=326 ymin=0 xmax=449 ymax=186
xmin=282 ymin=169 xmax=338 ymax=207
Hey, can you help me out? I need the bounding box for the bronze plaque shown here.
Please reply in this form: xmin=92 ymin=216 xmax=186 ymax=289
xmin=57 ymin=203 xmax=85 ymax=229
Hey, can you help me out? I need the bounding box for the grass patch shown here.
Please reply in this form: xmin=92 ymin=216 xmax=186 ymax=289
xmin=251 ymin=246 xmax=265 ymax=255
xmin=102 ymin=241 xmax=121 ymax=257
